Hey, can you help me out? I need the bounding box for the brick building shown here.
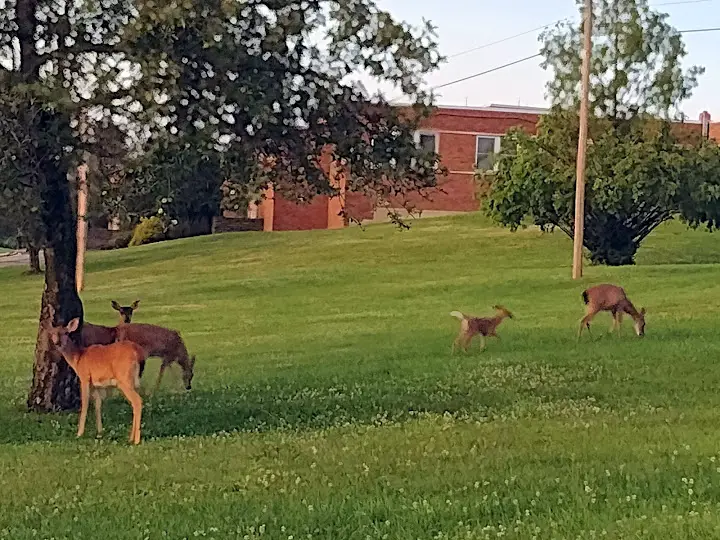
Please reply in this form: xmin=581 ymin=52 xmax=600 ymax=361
xmin=257 ymin=104 xmax=719 ymax=231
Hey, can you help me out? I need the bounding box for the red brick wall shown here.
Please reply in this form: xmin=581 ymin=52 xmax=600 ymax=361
xmin=671 ymin=122 xmax=703 ymax=143
xmin=390 ymin=173 xmax=479 ymax=212
xmin=371 ymin=108 xmax=538 ymax=214
xmin=263 ymin=107 xmax=715 ymax=229
xmin=421 ymin=108 xmax=539 ymax=138
xmin=710 ymin=123 xmax=720 ymax=142
xmin=271 ymin=195 xmax=329 ymax=231
xmin=437 ymin=132 xmax=477 ymax=172
xmin=345 ymin=192 xmax=375 ymax=222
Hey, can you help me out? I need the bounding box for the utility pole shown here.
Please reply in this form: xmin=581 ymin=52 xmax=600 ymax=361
xmin=572 ymin=0 xmax=593 ymax=280
xmin=76 ymin=163 xmax=88 ymax=293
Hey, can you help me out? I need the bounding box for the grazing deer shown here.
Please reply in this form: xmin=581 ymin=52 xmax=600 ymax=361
xmin=111 ymin=300 xmax=140 ymax=324
xmin=450 ymin=305 xmax=514 ymax=353
xmin=46 ymin=318 xmax=147 ymax=444
xmin=578 ymin=284 xmax=646 ymax=339
xmin=114 ymin=323 xmax=195 ymax=393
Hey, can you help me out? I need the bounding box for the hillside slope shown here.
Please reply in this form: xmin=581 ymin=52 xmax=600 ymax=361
xmin=1 ymin=214 xmax=720 ymax=539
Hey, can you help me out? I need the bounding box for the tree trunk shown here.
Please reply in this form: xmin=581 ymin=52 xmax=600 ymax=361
xmin=27 ymin=113 xmax=84 ymax=413
xmin=27 ymin=245 xmax=41 ymax=274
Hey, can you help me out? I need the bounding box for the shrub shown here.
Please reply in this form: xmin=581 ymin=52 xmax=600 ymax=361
xmin=110 ymin=231 xmax=133 ymax=250
xmin=128 ymin=216 xmax=166 ymax=247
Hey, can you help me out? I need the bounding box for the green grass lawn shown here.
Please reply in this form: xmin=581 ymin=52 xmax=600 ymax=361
xmin=2 ymin=213 xmax=720 ymax=539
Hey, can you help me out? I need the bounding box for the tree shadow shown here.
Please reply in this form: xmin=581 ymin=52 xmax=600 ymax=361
xmin=0 ymin=354 xmax=620 ymax=446
xmin=0 ymin=374 xmax=516 ymax=445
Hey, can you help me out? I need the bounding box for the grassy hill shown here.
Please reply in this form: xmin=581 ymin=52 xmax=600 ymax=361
xmin=2 ymin=213 xmax=720 ymax=539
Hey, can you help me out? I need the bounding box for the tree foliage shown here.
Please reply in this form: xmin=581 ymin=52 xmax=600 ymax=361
xmin=540 ymin=0 xmax=704 ymax=121
xmin=487 ymin=112 xmax=720 ymax=265
xmin=485 ymin=0 xmax=720 ymax=266
xmin=105 ymin=0 xmax=444 ymax=226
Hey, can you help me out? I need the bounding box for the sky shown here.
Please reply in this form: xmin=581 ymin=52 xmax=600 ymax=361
xmin=363 ymin=0 xmax=720 ymax=121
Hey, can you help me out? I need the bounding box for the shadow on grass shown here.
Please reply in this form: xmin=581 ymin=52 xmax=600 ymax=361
xmin=0 ymin=360 xmax=613 ymax=445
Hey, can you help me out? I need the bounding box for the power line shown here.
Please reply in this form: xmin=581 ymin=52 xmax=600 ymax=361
xmin=448 ymin=22 xmax=566 ymax=59
xmin=433 ymin=54 xmax=542 ymax=90
xmin=446 ymin=0 xmax=712 ymax=60
xmin=434 ymin=25 xmax=720 ymax=91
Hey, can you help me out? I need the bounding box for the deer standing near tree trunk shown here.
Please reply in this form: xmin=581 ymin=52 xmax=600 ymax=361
xmin=46 ymin=317 xmax=147 ymax=444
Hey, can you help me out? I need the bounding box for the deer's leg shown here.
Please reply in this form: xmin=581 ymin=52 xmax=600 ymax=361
xmin=151 ymin=361 xmax=169 ymax=395
xmin=118 ymin=382 xmax=143 ymax=445
xmin=478 ymin=335 xmax=486 ymax=352
xmin=614 ymin=311 xmax=623 ymax=335
xmin=578 ymin=310 xmax=597 ymax=339
xmin=452 ymin=330 xmax=466 ymax=354
xmin=77 ymin=380 xmax=90 ymax=438
xmin=609 ymin=308 xmax=624 ymax=333
xmin=92 ymin=389 xmax=104 ymax=436
xmin=462 ymin=332 xmax=473 ymax=352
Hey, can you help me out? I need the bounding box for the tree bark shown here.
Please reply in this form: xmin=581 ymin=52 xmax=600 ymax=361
xmin=27 ymin=245 xmax=41 ymax=274
xmin=27 ymin=113 xmax=84 ymax=413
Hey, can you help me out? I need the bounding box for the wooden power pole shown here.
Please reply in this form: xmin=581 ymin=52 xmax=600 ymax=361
xmin=572 ymin=0 xmax=593 ymax=280
xmin=76 ymin=163 xmax=89 ymax=293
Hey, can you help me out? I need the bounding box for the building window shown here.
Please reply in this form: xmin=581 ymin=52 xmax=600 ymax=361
xmin=415 ymin=131 xmax=439 ymax=153
xmin=476 ymin=136 xmax=501 ymax=170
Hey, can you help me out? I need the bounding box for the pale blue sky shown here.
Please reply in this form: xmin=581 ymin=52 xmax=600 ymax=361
xmin=366 ymin=0 xmax=720 ymax=121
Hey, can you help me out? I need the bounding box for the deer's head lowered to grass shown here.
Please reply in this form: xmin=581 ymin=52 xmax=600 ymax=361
xmin=111 ymin=300 xmax=140 ymax=324
xmin=579 ymin=284 xmax=646 ymax=339
xmin=114 ymin=322 xmax=196 ymax=393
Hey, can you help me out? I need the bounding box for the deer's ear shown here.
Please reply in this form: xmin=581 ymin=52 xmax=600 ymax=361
xmin=640 ymin=307 xmax=646 ymax=315
xmin=111 ymin=300 xmax=121 ymax=311
xmin=131 ymin=300 xmax=140 ymax=310
xmin=65 ymin=318 xmax=81 ymax=333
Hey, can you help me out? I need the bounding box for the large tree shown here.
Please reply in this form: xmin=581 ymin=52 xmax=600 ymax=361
xmin=485 ymin=0 xmax=720 ymax=265
xmin=0 ymin=0 xmax=159 ymax=412
xmin=1 ymin=0 xmax=442 ymax=411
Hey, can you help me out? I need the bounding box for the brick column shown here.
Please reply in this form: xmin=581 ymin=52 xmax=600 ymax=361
xmin=327 ymin=160 xmax=347 ymax=229
xmin=259 ymin=183 xmax=275 ymax=231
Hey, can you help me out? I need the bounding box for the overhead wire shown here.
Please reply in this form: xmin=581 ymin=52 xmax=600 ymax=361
xmin=435 ymin=26 xmax=720 ymax=90
xmin=446 ymin=0 xmax=712 ymax=60
xmin=388 ymin=0 xmax=716 ymax=100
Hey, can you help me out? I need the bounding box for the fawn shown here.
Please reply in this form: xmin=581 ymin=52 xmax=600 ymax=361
xmin=114 ymin=322 xmax=195 ymax=394
xmin=578 ymin=284 xmax=646 ymax=339
xmin=450 ymin=305 xmax=514 ymax=353
xmin=46 ymin=317 xmax=147 ymax=444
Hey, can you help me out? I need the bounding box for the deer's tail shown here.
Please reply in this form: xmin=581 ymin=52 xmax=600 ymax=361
xmin=450 ymin=311 xmax=466 ymax=321
xmin=582 ymin=290 xmax=589 ymax=305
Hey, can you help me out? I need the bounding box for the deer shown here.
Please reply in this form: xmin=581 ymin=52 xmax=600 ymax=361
xmin=111 ymin=299 xmax=140 ymax=324
xmin=114 ymin=322 xmax=196 ymax=394
xmin=578 ymin=284 xmax=646 ymax=339
xmin=45 ymin=317 xmax=147 ymax=444
xmin=80 ymin=300 xmax=143 ymax=378
xmin=450 ymin=305 xmax=514 ymax=353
